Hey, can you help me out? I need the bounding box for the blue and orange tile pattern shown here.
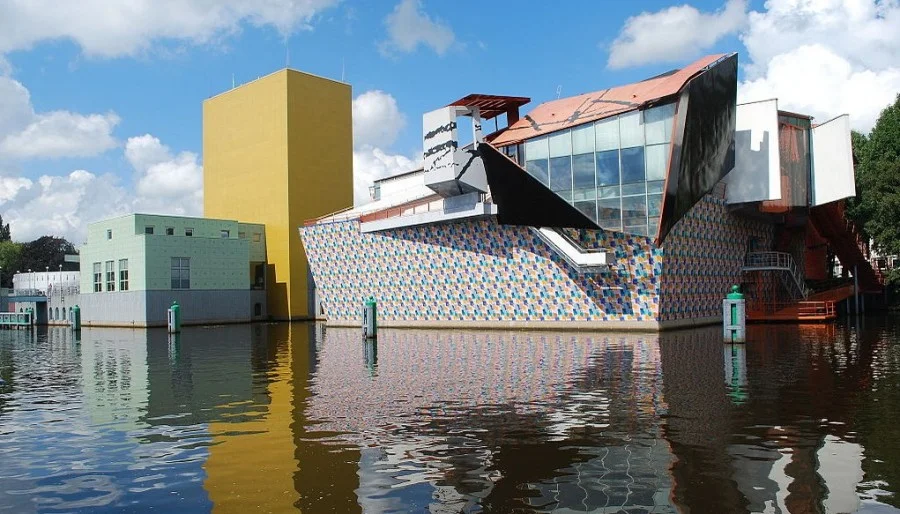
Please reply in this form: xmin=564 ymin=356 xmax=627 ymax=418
xmin=300 ymin=192 xmax=772 ymax=325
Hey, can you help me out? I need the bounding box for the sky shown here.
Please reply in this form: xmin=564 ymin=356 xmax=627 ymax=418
xmin=0 ymin=0 xmax=898 ymax=243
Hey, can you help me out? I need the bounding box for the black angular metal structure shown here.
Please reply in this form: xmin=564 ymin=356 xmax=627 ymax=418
xmin=657 ymin=54 xmax=738 ymax=243
xmin=480 ymin=143 xmax=599 ymax=229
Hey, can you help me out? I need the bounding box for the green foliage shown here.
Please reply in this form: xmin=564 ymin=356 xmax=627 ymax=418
xmin=0 ymin=241 xmax=23 ymax=288
xmin=848 ymin=94 xmax=900 ymax=282
xmin=19 ymin=236 xmax=77 ymax=274
xmin=0 ymin=214 xmax=10 ymax=243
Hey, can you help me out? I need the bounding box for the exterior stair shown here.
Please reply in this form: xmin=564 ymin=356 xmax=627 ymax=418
xmin=742 ymin=251 xmax=811 ymax=299
xmin=809 ymin=201 xmax=883 ymax=292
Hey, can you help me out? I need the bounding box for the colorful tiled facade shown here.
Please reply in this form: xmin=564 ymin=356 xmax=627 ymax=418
xmin=300 ymin=188 xmax=773 ymax=328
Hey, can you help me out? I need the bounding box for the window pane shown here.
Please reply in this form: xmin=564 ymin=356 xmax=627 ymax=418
xmin=549 ymin=156 xmax=572 ymax=201
xmin=599 ymin=185 xmax=620 ymax=198
xmin=598 ymin=198 xmax=622 ymax=231
xmin=572 ymin=153 xmax=595 ymax=191
xmin=575 ymin=200 xmax=597 ymax=222
xmin=595 ymin=117 xmax=619 ymax=151
xmin=524 ymin=136 xmax=549 ymax=160
xmin=644 ymin=103 xmax=675 ymax=144
xmin=621 ymin=146 xmax=645 ymax=183
xmin=525 ymin=159 xmax=549 ymax=186
xmin=622 ymin=196 xmax=648 ymax=233
xmin=172 ymin=279 xmax=179 ymax=289
xmin=622 ymin=182 xmax=645 ymax=196
xmin=645 ymin=143 xmax=669 ymax=182
xmin=619 ymin=110 xmax=644 ymax=148
xmin=596 ymin=149 xmax=619 ymax=186
xmin=548 ymin=130 xmax=571 ymax=158
xmin=648 ymin=194 xmax=663 ymax=217
xmin=572 ymin=124 xmax=594 ymax=154
xmin=647 ymin=180 xmax=665 ymax=193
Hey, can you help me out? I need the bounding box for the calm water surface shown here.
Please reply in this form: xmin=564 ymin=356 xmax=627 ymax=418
xmin=1 ymin=320 xmax=900 ymax=513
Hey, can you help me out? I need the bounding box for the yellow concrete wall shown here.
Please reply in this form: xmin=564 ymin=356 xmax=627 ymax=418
xmin=286 ymin=71 xmax=353 ymax=319
xmin=203 ymin=69 xmax=351 ymax=319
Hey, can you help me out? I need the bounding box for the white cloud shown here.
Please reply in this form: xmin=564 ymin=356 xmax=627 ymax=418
xmin=0 ymin=134 xmax=203 ymax=242
xmin=0 ymin=76 xmax=119 ymax=159
xmin=353 ymin=146 xmax=418 ymax=206
xmin=607 ymin=0 xmax=747 ymax=69
xmin=0 ymin=111 xmax=120 ymax=159
xmin=0 ymin=0 xmax=342 ymax=58
xmin=380 ymin=0 xmax=455 ymax=56
xmin=738 ymin=0 xmax=900 ymax=132
xmin=0 ymin=170 xmax=131 ymax=243
xmin=126 ymin=135 xmax=203 ymax=217
xmin=351 ymin=89 xmax=419 ymax=205
xmin=352 ymin=90 xmax=406 ymax=149
xmin=606 ymin=0 xmax=900 ymax=132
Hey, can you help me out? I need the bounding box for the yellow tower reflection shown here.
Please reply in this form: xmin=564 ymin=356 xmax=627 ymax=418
xmin=203 ymin=324 xmax=300 ymax=512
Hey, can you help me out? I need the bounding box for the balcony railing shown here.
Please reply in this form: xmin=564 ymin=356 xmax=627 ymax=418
xmin=743 ymin=251 xmax=810 ymax=299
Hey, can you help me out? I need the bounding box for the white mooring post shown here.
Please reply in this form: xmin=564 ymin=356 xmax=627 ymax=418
xmin=723 ymin=285 xmax=746 ymax=343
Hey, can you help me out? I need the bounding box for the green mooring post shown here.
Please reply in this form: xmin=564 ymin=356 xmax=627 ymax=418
xmin=168 ymin=301 xmax=181 ymax=333
xmin=723 ymin=285 xmax=746 ymax=343
xmin=71 ymin=305 xmax=81 ymax=331
xmin=363 ymin=296 xmax=377 ymax=339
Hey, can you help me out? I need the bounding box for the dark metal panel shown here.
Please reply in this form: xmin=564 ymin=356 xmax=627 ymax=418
xmin=480 ymin=143 xmax=599 ymax=229
xmin=656 ymin=54 xmax=738 ymax=244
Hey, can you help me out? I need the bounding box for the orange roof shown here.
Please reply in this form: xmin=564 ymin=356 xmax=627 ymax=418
xmin=491 ymin=54 xmax=729 ymax=146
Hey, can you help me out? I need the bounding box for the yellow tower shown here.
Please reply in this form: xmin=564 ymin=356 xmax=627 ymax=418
xmin=203 ymin=69 xmax=352 ymax=320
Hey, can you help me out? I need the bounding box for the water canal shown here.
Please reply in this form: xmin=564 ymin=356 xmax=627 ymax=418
xmin=1 ymin=320 xmax=899 ymax=513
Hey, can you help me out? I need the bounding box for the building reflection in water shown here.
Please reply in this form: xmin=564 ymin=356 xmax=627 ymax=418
xmin=2 ymin=318 xmax=899 ymax=513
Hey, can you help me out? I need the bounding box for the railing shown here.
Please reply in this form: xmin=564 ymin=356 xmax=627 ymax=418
xmin=358 ymin=196 xmax=445 ymax=223
xmin=10 ymin=289 xmax=45 ymax=297
xmin=9 ymin=285 xmax=80 ymax=298
xmin=0 ymin=312 xmax=33 ymax=326
xmin=747 ymin=300 xmax=836 ymax=319
xmin=743 ymin=251 xmax=810 ymax=299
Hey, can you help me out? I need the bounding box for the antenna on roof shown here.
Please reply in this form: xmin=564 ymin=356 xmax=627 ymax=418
xmin=232 ymin=74 xmax=235 ymax=89
xmin=286 ymin=41 xmax=290 ymax=68
xmin=556 ymin=85 xmax=562 ymax=99
xmin=341 ymin=57 xmax=345 ymax=82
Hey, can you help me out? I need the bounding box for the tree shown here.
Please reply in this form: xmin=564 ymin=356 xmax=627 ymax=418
xmin=0 ymin=241 xmax=23 ymax=288
xmin=847 ymin=94 xmax=900 ymax=282
xmin=0 ymin=214 xmax=10 ymax=242
xmin=19 ymin=236 xmax=77 ymax=274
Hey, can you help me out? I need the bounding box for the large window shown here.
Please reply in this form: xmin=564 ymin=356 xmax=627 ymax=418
xmin=517 ymin=102 xmax=675 ymax=237
xmin=171 ymin=257 xmax=190 ymax=290
xmin=105 ymin=260 xmax=115 ymax=292
xmin=524 ymin=136 xmax=549 ymax=186
xmin=93 ymin=262 xmax=102 ymax=292
xmin=119 ymin=259 xmax=129 ymax=291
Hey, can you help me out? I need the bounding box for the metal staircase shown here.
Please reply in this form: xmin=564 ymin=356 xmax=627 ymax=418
xmin=742 ymin=251 xmax=810 ymax=299
xmin=810 ymin=201 xmax=883 ymax=292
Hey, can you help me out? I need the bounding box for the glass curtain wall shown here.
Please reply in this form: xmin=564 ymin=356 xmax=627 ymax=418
xmin=522 ymin=103 xmax=675 ymax=237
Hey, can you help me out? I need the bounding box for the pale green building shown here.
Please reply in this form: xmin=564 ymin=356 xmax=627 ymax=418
xmin=79 ymin=214 xmax=267 ymax=327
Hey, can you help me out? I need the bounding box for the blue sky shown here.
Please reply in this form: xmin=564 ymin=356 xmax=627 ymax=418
xmin=0 ymin=0 xmax=897 ymax=242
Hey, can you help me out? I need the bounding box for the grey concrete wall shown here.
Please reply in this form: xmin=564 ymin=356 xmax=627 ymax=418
xmin=146 ymin=290 xmax=251 ymax=326
xmin=79 ymin=290 xmax=263 ymax=327
xmin=250 ymin=290 xmax=267 ymax=321
xmin=47 ymin=292 xmax=80 ymax=325
xmin=79 ymin=291 xmax=149 ymax=327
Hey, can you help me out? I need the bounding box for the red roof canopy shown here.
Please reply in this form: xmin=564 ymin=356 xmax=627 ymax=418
xmin=448 ymin=94 xmax=531 ymax=120
xmin=491 ymin=54 xmax=730 ymax=146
